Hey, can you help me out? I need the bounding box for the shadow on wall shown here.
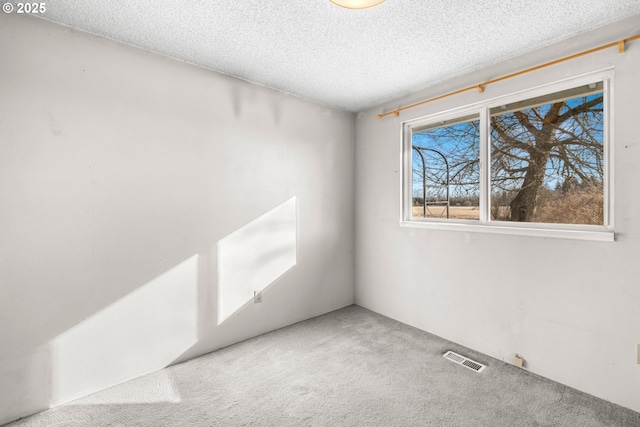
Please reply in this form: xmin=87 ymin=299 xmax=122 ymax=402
xmin=49 ymin=254 xmax=199 ymax=406
xmin=217 ymin=196 xmax=297 ymax=325
xmin=0 ymin=254 xmax=200 ymax=421
xmin=1 ymin=197 xmax=299 ymax=419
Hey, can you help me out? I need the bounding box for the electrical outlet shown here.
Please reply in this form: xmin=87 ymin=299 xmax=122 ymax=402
xmin=254 ymin=290 xmax=262 ymax=304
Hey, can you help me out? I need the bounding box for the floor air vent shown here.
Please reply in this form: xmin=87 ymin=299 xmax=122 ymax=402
xmin=443 ymin=351 xmax=486 ymax=372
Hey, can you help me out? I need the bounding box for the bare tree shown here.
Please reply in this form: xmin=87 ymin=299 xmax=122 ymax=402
xmin=412 ymin=119 xmax=480 ymax=206
xmin=491 ymin=93 xmax=603 ymax=221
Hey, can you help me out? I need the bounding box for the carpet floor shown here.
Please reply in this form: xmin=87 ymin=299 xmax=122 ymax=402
xmin=6 ymin=305 xmax=640 ymax=426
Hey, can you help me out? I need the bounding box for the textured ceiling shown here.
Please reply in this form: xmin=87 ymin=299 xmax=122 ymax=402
xmin=32 ymin=0 xmax=640 ymax=112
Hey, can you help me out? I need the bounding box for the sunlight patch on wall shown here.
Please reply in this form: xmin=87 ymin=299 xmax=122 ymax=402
xmin=51 ymin=255 xmax=198 ymax=406
xmin=217 ymin=197 xmax=297 ymax=325
xmin=67 ymin=370 xmax=180 ymax=406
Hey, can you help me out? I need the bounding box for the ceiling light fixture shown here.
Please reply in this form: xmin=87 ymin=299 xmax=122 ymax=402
xmin=330 ymin=0 xmax=384 ymax=9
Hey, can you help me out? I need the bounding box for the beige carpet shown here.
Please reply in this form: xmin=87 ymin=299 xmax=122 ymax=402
xmin=6 ymin=305 xmax=640 ymax=426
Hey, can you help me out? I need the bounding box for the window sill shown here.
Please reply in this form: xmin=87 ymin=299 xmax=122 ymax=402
xmin=399 ymin=220 xmax=614 ymax=242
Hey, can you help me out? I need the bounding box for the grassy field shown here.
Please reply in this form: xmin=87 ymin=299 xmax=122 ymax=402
xmin=413 ymin=194 xmax=602 ymax=224
xmin=412 ymin=205 xmax=479 ymax=220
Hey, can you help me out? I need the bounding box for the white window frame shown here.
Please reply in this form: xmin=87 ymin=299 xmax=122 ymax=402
xmin=400 ymin=70 xmax=614 ymax=242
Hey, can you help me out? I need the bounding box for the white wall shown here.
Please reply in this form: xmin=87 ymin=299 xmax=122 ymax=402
xmin=355 ymin=15 xmax=640 ymax=412
xmin=0 ymin=14 xmax=354 ymax=425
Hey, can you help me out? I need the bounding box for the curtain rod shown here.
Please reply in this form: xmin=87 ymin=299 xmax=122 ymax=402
xmin=377 ymin=33 xmax=640 ymax=120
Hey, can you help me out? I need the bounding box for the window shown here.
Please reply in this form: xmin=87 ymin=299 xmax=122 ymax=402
xmin=402 ymin=73 xmax=612 ymax=240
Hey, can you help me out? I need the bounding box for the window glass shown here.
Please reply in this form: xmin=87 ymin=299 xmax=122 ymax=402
xmin=411 ymin=114 xmax=480 ymax=220
xmin=489 ymin=83 xmax=604 ymax=225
